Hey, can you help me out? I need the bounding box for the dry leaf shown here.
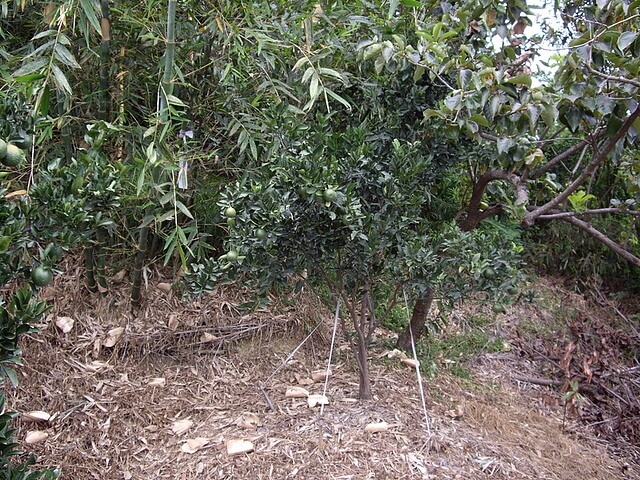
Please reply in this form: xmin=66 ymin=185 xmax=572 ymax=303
xmin=365 ymin=421 xmax=389 ymax=433
xmin=401 ymin=358 xmax=420 ymax=368
xmin=445 ymin=405 xmax=464 ymax=420
xmin=22 ymin=411 xmax=51 ymax=423
xmin=285 ymin=387 xmax=309 ymax=398
xmin=85 ymin=360 xmax=109 ymax=373
xmin=307 ymin=394 xmax=329 ymax=407
xmin=199 ymin=332 xmax=218 ymax=343
xmin=181 ymin=437 xmax=209 ymax=454
xmin=157 ymin=282 xmax=172 ymax=293
xmin=111 ymin=269 xmax=127 ymax=283
xmin=172 ymin=418 xmax=193 ymax=435
xmin=167 ymin=314 xmax=179 ymax=331
xmin=25 ymin=431 xmax=49 ymax=444
xmin=103 ymin=327 xmax=124 ymax=347
xmin=297 ymin=377 xmax=314 ymax=386
xmin=226 ymin=439 xmax=254 ymax=456
xmin=55 ymin=316 xmax=74 ymax=334
xmin=235 ymin=412 xmax=261 ymax=430
xmin=311 ymin=369 xmax=331 ymax=382
xmin=148 ymin=377 xmax=166 ymax=387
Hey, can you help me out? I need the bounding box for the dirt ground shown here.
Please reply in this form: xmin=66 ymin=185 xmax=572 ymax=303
xmin=7 ymin=271 xmax=639 ymax=479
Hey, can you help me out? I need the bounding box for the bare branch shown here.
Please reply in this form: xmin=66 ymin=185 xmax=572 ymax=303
xmin=584 ymin=63 xmax=640 ymax=89
xmin=538 ymin=208 xmax=640 ymax=220
xmin=531 ymin=139 xmax=591 ymax=179
xmin=560 ymin=216 xmax=640 ymax=269
xmin=523 ymin=104 xmax=640 ymax=227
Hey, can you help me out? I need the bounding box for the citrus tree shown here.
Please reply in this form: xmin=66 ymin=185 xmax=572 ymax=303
xmin=183 ymin=1 xmax=523 ymax=399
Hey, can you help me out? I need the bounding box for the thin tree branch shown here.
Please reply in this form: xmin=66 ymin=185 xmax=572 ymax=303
xmin=531 ymin=139 xmax=591 ymax=179
xmin=560 ymin=216 xmax=640 ymax=268
xmin=523 ymin=104 xmax=640 ymax=227
xmin=584 ymin=63 xmax=640 ymax=89
xmin=538 ymin=208 xmax=640 ymax=219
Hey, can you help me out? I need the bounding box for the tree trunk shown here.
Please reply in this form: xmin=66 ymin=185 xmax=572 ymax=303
xmin=396 ymin=288 xmax=434 ymax=351
xmin=353 ymin=294 xmax=372 ymax=400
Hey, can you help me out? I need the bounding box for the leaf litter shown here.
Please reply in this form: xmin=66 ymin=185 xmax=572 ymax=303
xmin=6 ymin=266 xmax=637 ymax=479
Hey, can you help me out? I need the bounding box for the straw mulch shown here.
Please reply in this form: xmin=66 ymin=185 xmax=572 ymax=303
xmin=5 ymin=271 xmax=636 ymax=479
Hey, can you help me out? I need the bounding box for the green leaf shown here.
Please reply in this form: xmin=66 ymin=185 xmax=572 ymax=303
xmin=469 ymin=114 xmax=489 ymax=127
xmin=423 ymin=109 xmax=444 ymax=121
xmin=11 ymin=58 xmax=48 ymax=78
xmin=400 ymin=0 xmax=423 ymax=6
xmin=175 ymin=201 xmax=194 ymax=220
xmin=569 ymin=34 xmax=592 ymax=47
xmin=618 ymin=31 xmax=638 ymax=51
xmin=0 ymin=365 xmax=18 ymax=388
xmin=459 ymin=69 xmax=472 ymax=89
xmin=80 ymin=0 xmax=102 ymax=34
xmin=53 ymin=44 xmax=81 ymax=69
xmin=388 ymin=0 xmax=400 ymax=18
xmin=309 ymin=74 xmax=320 ymax=100
xmin=51 ymin=63 xmax=73 ymax=94
xmin=324 ymin=88 xmax=351 ymax=110
xmin=497 ymin=137 xmax=516 ymax=154
xmin=506 ymin=74 xmax=532 ymax=88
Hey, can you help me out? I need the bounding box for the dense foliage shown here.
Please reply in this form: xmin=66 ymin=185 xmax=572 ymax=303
xmin=0 ymin=0 xmax=638 ymax=464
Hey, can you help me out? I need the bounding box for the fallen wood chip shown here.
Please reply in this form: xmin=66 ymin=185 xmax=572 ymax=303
xmin=307 ymin=394 xmax=329 ymax=408
xmin=285 ymin=386 xmax=309 ymax=398
xmin=148 ymin=377 xmax=166 ymax=387
xmin=172 ymin=418 xmax=193 ymax=435
xmin=226 ymin=439 xmax=254 ymax=456
xmin=22 ymin=411 xmax=51 ymax=423
xmin=365 ymin=421 xmax=389 ymax=433
xmin=181 ymin=437 xmax=209 ymax=454
xmin=25 ymin=431 xmax=49 ymax=444
xmin=311 ymin=369 xmax=331 ymax=382
xmin=103 ymin=327 xmax=124 ymax=348
xmin=55 ymin=316 xmax=74 ymax=334
xmin=401 ymin=358 xmax=420 ymax=368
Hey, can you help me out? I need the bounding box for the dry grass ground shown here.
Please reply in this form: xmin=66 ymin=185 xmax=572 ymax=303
xmin=6 ymin=270 xmax=638 ymax=479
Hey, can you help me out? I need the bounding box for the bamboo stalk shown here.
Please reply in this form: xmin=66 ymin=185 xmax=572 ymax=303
xmin=132 ymin=0 xmax=178 ymax=307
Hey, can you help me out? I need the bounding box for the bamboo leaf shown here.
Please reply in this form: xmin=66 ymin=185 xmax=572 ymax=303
xmin=324 ymin=88 xmax=351 ymax=110
xmin=175 ymin=200 xmax=193 ymax=219
xmin=309 ymin=74 xmax=320 ymax=100
xmin=81 ymin=0 xmax=102 ymax=34
xmin=51 ymin=63 xmax=73 ymax=94
xmin=12 ymin=58 xmax=48 ymax=78
xmin=32 ymin=29 xmax=57 ymax=40
xmin=301 ymin=66 xmax=315 ymax=84
xmin=54 ymin=44 xmax=81 ymax=68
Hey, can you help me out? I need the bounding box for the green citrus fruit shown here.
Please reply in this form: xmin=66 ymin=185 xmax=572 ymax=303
xmin=507 ymin=286 xmax=518 ymax=295
xmin=1 ymin=143 xmax=25 ymax=167
xmin=492 ymin=304 xmax=505 ymax=314
xmin=323 ymin=189 xmax=338 ymax=202
xmin=0 ymin=139 xmax=7 ymax=159
xmin=31 ymin=266 xmax=53 ymax=287
xmin=226 ymin=218 xmax=236 ymax=227
xmin=224 ymin=207 xmax=237 ymax=218
xmin=256 ymin=228 xmax=267 ymax=240
xmin=226 ymin=250 xmax=238 ymax=261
